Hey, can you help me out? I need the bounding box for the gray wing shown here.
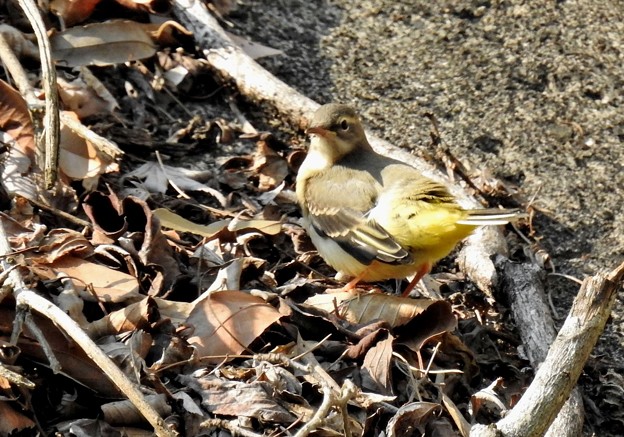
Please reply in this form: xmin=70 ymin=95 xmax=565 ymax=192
xmin=304 ymin=167 xmax=411 ymax=265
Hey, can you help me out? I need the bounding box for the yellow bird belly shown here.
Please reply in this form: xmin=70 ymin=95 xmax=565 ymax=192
xmin=370 ymin=191 xmax=477 ymax=269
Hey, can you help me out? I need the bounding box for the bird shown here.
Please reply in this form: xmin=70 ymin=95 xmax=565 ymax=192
xmin=296 ymin=103 xmax=523 ymax=296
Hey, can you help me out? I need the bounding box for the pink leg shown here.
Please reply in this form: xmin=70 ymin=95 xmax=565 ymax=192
xmin=401 ymin=263 xmax=432 ymax=297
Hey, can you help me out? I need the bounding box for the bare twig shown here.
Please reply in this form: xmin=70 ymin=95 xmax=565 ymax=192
xmin=294 ymin=380 xmax=333 ymax=437
xmin=16 ymin=0 xmax=60 ymax=188
xmin=472 ymin=261 xmax=624 ymax=437
xmin=200 ymin=418 xmax=263 ymax=437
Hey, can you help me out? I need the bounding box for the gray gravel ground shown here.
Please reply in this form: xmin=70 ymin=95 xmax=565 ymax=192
xmin=230 ymin=1 xmax=624 ymax=434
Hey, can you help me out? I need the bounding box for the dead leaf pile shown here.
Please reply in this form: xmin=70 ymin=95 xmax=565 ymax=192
xmin=0 ymin=2 xmax=534 ymax=436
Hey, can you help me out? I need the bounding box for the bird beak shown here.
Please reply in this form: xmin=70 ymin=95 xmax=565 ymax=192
xmin=306 ymin=126 xmax=330 ymax=138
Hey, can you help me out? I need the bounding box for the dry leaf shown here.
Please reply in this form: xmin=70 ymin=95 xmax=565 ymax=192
xmin=88 ymin=297 xmax=158 ymax=337
xmin=101 ymin=394 xmax=171 ymax=426
xmin=50 ymin=0 xmax=103 ymax=26
xmin=30 ymin=256 xmax=141 ymax=303
xmin=0 ymin=79 xmax=36 ymax=197
xmin=154 ymin=208 xmax=282 ymax=238
xmin=50 ymin=20 xmax=157 ymax=67
xmin=0 ymin=24 xmax=39 ymax=59
xmin=183 ymin=290 xmax=282 ymax=362
xmin=0 ymin=401 xmax=36 ymax=435
xmin=304 ymin=291 xmax=437 ymax=327
xmin=57 ymin=68 xmax=119 ymax=118
xmin=226 ymin=32 xmax=284 ymax=60
xmin=395 ymin=301 xmax=457 ymax=352
xmin=180 ymin=374 xmax=295 ymax=422
xmin=122 ymin=162 xmax=225 ymax=205
xmin=386 ymin=402 xmax=441 ymax=436
xmin=59 ymin=111 xmax=120 ymax=188
xmin=361 ymin=331 xmax=394 ymax=395
xmin=0 ymin=307 xmax=120 ymax=397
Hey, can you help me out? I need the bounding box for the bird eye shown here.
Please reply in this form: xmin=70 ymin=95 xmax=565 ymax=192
xmin=340 ymin=119 xmax=349 ymax=130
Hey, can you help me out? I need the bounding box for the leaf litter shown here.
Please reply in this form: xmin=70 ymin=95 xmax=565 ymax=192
xmin=0 ymin=3 xmax=540 ymax=436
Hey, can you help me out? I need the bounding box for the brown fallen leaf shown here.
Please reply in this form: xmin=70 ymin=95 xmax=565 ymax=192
xmin=0 ymin=307 xmax=120 ymax=397
xmin=30 ymin=255 xmax=141 ymax=303
xmin=179 ymin=374 xmax=295 ymax=423
xmin=57 ymin=68 xmax=119 ymax=119
xmin=0 ymin=401 xmax=36 ymax=435
xmin=83 ymin=191 xmax=181 ymax=292
xmin=182 ymin=290 xmax=282 ymax=362
xmin=50 ymin=20 xmax=157 ymax=67
xmin=87 ymin=297 xmax=158 ymax=337
xmin=394 ymin=301 xmax=458 ymax=353
xmin=154 ymin=208 xmax=282 ymax=238
xmin=361 ymin=330 xmax=394 ymax=396
xmin=304 ymin=291 xmax=437 ymax=327
xmin=251 ymin=136 xmax=290 ymax=191
xmin=386 ymin=402 xmax=441 ymax=436
xmin=50 ymin=0 xmax=102 ymax=26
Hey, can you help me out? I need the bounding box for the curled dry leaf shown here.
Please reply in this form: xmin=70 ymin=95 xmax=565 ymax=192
xmin=57 ymin=68 xmax=119 ymax=118
xmin=385 ymin=402 xmax=441 ymax=437
xmin=154 ymin=208 xmax=282 ymax=238
xmin=305 ymin=291 xmax=437 ymax=327
xmin=122 ymin=162 xmax=225 ymax=205
xmin=0 ymin=401 xmax=36 ymax=435
xmin=50 ymin=20 xmax=157 ymax=67
xmin=0 ymin=308 xmax=119 ymax=397
xmin=182 ymin=290 xmax=282 ymax=363
xmin=50 ymin=0 xmax=102 ymax=26
xmin=30 ymin=256 xmax=141 ymax=303
xmin=83 ymin=191 xmax=181 ymax=291
xmin=60 ymin=111 xmax=120 ymax=189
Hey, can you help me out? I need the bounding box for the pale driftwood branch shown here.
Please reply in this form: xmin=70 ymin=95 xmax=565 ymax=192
xmin=471 ymin=261 xmax=624 ymax=437
xmin=16 ymin=0 xmax=60 ymax=188
xmin=172 ymin=0 xmax=507 ymax=295
xmin=494 ymin=258 xmax=583 ymax=437
xmin=0 ymin=222 xmax=176 ymax=437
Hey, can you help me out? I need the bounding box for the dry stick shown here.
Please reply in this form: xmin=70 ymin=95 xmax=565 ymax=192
xmin=16 ymin=0 xmax=60 ymax=188
xmin=0 ymin=32 xmax=41 ymax=107
xmin=0 ymin=223 xmax=176 ymax=437
xmin=471 ymin=261 xmax=624 ymax=437
xmin=172 ymin=0 xmax=507 ymax=296
xmin=494 ymin=258 xmax=584 ymax=436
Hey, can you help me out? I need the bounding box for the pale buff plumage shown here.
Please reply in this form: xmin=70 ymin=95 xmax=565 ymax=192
xmin=296 ymin=103 xmax=522 ymax=295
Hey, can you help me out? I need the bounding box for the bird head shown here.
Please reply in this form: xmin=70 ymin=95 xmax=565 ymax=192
xmin=306 ymin=104 xmax=371 ymax=163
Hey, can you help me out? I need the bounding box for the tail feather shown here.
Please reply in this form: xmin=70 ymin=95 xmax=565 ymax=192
xmin=456 ymin=208 xmax=525 ymax=226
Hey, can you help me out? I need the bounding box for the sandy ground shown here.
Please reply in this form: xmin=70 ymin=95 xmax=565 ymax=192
xmin=229 ymin=1 xmax=624 ymax=435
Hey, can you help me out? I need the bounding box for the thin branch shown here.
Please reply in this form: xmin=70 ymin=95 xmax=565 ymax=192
xmin=471 ymin=261 xmax=624 ymax=437
xmin=16 ymin=0 xmax=60 ymax=188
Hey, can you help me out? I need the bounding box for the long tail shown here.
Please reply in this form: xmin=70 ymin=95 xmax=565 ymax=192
xmin=457 ymin=208 xmax=526 ymax=226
